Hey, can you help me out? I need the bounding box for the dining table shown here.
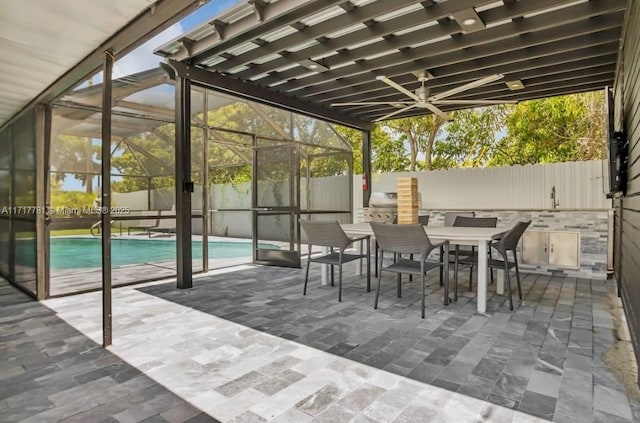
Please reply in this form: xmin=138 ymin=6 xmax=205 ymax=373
xmin=338 ymin=222 xmax=507 ymax=314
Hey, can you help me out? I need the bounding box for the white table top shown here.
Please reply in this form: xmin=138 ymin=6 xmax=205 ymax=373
xmin=342 ymin=222 xmax=506 ymax=242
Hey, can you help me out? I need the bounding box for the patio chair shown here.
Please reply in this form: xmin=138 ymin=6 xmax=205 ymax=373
xmin=444 ymin=211 xmax=475 ymax=226
xmin=374 ymin=214 xmax=428 ymax=279
xmin=371 ymin=222 xmax=448 ymax=318
xmin=127 ymin=210 xmax=161 ymax=235
xmin=300 ymin=220 xmax=370 ymax=302
xmin=451 ymin=216 xmax=498 ymax=300
xmin=148 ymin=215 xmax=176 ymax=238
xmin=457 ymin=220 xmax=531 ymax=310
xmin=438 ymin=212 xmax=475 ymax=287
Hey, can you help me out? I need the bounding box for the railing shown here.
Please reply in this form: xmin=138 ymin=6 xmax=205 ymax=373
xmin=90 ymin=220 xmax=118 ymax=237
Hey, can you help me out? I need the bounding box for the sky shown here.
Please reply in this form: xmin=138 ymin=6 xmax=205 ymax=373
xmin=62 ymin=0 xmax=240 ymax=192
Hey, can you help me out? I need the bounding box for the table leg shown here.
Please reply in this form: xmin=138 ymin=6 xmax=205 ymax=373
xmin=496 ymin=269 xmax=505 ymax=295
xmin=477 ymin=241 xmax=488 ymax=313
xmin=355 ymin=240 xmax=363 ymax=276
xmin=320 ymin=246 xmax=329 ymax=285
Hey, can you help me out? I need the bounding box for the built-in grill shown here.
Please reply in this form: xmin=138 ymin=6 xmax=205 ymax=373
xmin=364 ymin=192 xmax=398 ymax=223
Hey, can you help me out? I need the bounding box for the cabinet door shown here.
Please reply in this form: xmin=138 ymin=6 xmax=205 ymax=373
xmin=549 ymin=232 xmax=580 ymax=268
xmin=522 ymin=231 xmax=549 ymax=265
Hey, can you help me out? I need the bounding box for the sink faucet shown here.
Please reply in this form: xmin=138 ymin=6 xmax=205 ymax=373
xmin=550 ymin=185 xmax=559 ymax=209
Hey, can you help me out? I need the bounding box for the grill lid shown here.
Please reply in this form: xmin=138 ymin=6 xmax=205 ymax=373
xmin=369 ymin=192 xmax=397 ymax=208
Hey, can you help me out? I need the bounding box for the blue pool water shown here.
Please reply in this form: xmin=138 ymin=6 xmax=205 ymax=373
xmin=40 ymin=237 xmax=277 ymax=269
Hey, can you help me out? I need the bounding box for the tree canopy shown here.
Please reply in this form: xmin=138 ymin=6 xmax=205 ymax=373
xmin=367 ymin=90 xmax=606 ymax=173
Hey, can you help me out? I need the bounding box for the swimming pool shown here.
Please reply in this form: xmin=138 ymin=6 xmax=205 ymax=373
xmin=36 ymin=237 xmax=278 ymax=269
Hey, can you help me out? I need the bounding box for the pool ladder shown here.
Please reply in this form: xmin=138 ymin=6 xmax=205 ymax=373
xmin=90 ymin=219 xmax=115 ymax=237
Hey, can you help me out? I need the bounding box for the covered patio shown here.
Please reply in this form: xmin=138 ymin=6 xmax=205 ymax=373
xmin=2 ymin=0 xmax=640 ymax=422
xmin=2 ymin=264 xmax=637 ymax=422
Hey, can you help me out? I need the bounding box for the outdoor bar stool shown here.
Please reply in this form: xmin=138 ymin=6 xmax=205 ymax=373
xmin=457 ymin=220 xmax=531 ymax=310
xmin=451 ymin=216 xmax=498 ymax=301
xmin=300 ymin=220 xmax=370 ymax=302
xmin=371 ymin=222 xmax=448 ymax=318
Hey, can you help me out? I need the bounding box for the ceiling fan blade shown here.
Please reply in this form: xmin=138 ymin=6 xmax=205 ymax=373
xmin=376 ymin=76 xmax=420 ymax=102
xmin=331 ymin=101 xmax=413 ymax=106
xmin=423 ymin=102 xmax=451 ymax=120
xmin=433 ymin=99 xmax=518 ymax=105
xmin=428 ymin=74 xmax=505 ymax=102
xmin=373 ymin=105 xmax=417 ymax=122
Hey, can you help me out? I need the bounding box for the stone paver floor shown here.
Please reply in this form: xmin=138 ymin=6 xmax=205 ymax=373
xmin=1 ymin=262 xmax=638 ymax=422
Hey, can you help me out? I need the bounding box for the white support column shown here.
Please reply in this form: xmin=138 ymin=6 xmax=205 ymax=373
xmin=477 ymin=240 xmax=488 ymax=313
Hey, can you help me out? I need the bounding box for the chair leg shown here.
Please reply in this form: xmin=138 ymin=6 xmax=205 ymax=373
xmin=469 ymin=265 xmax=473 ymax=291
xmin=374 ymin=241 xmax=378 ymax=277
xmin=330 ymin=265 xmax=335 ymax=287
xmin=338 ymin=264 xmax=343 ymax=302
xmin=421 ymin=272 xmax=426 ymax=319
xmin=397 ymin=274 xmax=402 ymax=298
xmin=513 ymin=249 xmax=522 ymax=300
xmin=439 ymin=246 xmax=444 ymax=286
xmin=303 ymin=252 xmax=311 ymax=295
xmin=375 ymin=252 xmax=384 ymax=309
xmin=366 ymin=238 xmax=371 ymax=292
xmin=454 ymin=245 xmax=459 ymax=302
xmin=409 ymin=253 xmax=413 ymax=282
xmin=504 ymin=259 xmax=513 ymax=310
xmin=489 ymin=249 xmax=495 ymax=285
xmin=444 ymin=244 xmax=450 ymax=306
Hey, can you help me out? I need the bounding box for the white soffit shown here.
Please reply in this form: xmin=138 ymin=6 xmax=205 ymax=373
xmin=0 ymin=0 xmax=158 ymax=126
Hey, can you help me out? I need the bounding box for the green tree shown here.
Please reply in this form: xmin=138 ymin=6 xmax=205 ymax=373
xmin=50 ymin=135 xmax=100 ymax=194
xmin=382 ymin=115 xmax=446 ymax=170
xmin=490 ymin=91 xmax=606 ymax=166
xmin=110 ymin=124 xmax=177 ymax=193
xmin=433 ymin=106 xmax=508 ymax=169
xmin=335 ymin=124 xmax=406 ymax=173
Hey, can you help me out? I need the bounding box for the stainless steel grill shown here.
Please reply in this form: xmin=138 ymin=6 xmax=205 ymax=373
xmin=365 ymin=192 xmax=398 ymax=223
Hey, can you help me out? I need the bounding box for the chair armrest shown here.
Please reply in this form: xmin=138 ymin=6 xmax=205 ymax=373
xmin=349 ymin=234 xmax=370 ymax=243
xmin=428 ymin=240 xmax=449 ymax=255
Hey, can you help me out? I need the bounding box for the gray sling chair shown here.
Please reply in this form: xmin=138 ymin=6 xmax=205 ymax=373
xmin=451 ymin=216 xmax=498 ymax=301
xmin=370 ymin=222 xmax=448 ymax=318
xmin=300 ymin=220 xmax=370 ymax=302
xmin=457 ymin=220 xmax=531 ymax=310
xmin=441 ymin=211 xmax=474 ymax=287
xmin=374 ymin=215 xmax=429 ymax=279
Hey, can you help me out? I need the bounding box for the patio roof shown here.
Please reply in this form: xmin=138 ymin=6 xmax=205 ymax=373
xmin=155 ymin=0 xmax=625 ymax=128
xmin=0 ymin=0 xmax=205 ymax=129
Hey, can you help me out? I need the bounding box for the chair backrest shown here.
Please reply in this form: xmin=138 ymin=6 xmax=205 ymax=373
xmin=453 ymin=216 xmax=497 ymax=228
xmin=300 ymin=220 xmax=351 ymax=249
xmin=418 ymin=215 xmax=430 ymax=225
xmin=370 ymin=222 xmax=433 ymax=255
xmin=155 ymin=210 xmax=176 ymax=229
xmin=444 ymin=211 xmax=475 ymax=226
xmin=495 ymin=220 xmax=532 ymax=251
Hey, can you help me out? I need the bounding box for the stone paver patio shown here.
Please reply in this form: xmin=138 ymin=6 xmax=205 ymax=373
xmin=1 ymin=262 xmax=638 ymax=422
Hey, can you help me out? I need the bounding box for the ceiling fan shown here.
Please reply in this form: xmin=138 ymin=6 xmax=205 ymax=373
xmin=332 ymin=72 xmax=517 ymax=122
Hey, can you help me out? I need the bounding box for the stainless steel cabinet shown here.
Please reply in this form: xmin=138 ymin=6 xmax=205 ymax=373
xmin=522 ymin=231 xmax=549 ymax=265
xmin=522 ymin=231 xmax=580 ymax=269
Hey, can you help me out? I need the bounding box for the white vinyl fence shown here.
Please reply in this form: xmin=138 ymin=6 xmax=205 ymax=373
xmin=354 ymin=160 xmax=611 ymax=210
xmin=114 ymin=161 xmax=611 ymax=236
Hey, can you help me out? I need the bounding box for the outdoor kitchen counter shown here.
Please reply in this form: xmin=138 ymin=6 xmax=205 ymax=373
xmin=356 ymin=208 xmax=610 ymax=280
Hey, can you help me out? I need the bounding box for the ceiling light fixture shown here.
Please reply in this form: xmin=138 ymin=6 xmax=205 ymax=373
xmin=452 ymin=8 xmax=485 ymax=32
xmin=299 ymin=58 xmax=328 ymax=72
xmin=506 ymin=79 xmax=525 ymax=90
